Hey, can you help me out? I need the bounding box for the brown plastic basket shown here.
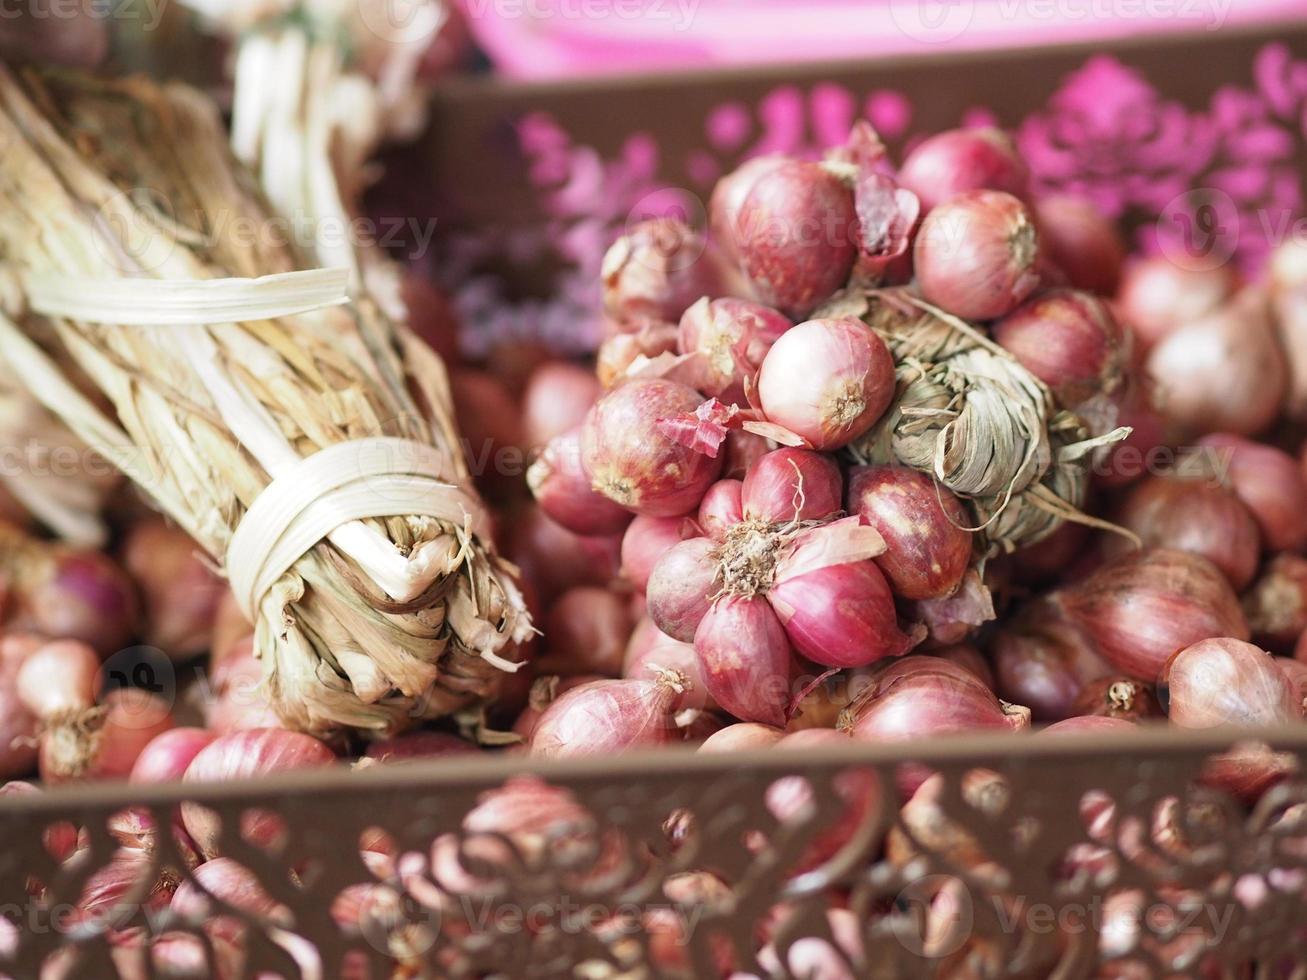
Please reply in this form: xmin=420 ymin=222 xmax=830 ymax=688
xmin=7 ymin=21 xmax=1307 ymax=979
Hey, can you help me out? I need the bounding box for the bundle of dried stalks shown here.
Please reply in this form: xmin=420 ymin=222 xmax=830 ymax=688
xmin=0 ymin=66 xmax=531 ymax=735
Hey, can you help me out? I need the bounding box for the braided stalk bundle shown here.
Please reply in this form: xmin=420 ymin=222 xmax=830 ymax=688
xmin=0 ymin=66 xmax=532 ymax=734
xmin=835 ymin=288 xmax=1128 ymax=555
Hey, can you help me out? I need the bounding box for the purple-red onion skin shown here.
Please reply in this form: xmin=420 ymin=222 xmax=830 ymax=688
xmin=120 ymin=517 xmax=225 ymax=660
xmin=539 ymin=586 xmax=635 ymax=678
xmin=1116 ymin=256 xmax=1234 ymax=350
xmin=694 ymin=596 xmax=793 ymax=727
xmin=1094 ymin=383 xmax=1169 ymax=490
xmin=720 ymin=430 xmax=772 ymax=480
xmin=623 ymin=626 xmax=713 ymax=714
xmin=1163 ymin=638 xmax=1300 ymax=728
xmin=677 ymin=297 xmax=791 ymax=404
xmin=1042 ymin=715 xmax=1138 ymax=736
xmin=1034 ymin=195 xmax=1125 ymax=296
xmin=529 ymin=676 xmax=684 ymax=759
xmin=736 ymin=161 xmax=858 ymax=318
xmin=1243 ymin=553 xmax=1307 ymax=652
xmin=698 ymin=722 xmax=785 ymax=753
xmin=698 ymin=480 xmax=744 ymax=542
xmin=620 ymin=515 xmax=690 ymax=591
xmin=129 ymin=728 xmax=217 ymax=785
xmin=932 ymin=644 xmax=995 ymax=689
xmin=1112 ymin=475 xmax=1260 ymax=591
xmin=522 ymin=361 xmax=602 ymax=449
xmin=529 ymin=428 xmax=634 ymax=537
xmin=361 ymin=732 xmax=477 ymax=764
xmin=898 ymin=128 xmax=1029 ymax=215
xmin=914 ymin=190 xmax=1041 ymax=321
xmin=601 ymin=218 xmax=723 ymax=326
xmin=581 ymin=378 xmax=723 ymax=517
xmin=756 ymin=317 xmax=895 ymax=450
xmin=992 ymin=601 xmax=1111 ymax=723
xmin=1199 ymin=434 xmax=1307 ymax=552
xmin=847 ymin=465 xmax=972 ymax=600
xmin=16 ymin=547 xmax=139 ymax=658
xmin=646 ymin=537 xmax=720 ymax=643
xmin=711 ymin=155 xmax=789 ymax=265
xmin=742 ymin=448 xmax=843 ymax=525
xmin=770 ymin=559 xmax=913 ymax=669
xmin=1055 ymin=548 xmax=1249 ymax=682
xmin=992 ymin=289 xmax=1127 ymax=409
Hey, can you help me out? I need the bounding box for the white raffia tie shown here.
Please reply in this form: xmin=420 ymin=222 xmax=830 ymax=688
xmin=226 ymin=437 xmax=487 ymax=620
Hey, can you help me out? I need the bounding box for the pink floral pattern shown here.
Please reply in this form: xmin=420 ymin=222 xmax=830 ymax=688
xmin=448 ymin=42 xmax=1307 ymax=354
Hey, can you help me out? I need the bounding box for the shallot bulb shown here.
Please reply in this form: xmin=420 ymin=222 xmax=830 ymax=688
xmin=847 ymin=464 xmax=972 ymax=600
xmin=450 ymin=369 xmax=524 ymax=499
xmin=622 ymin=623 xmax=713 ymax=714
xmin=694 ymin=596 xmax=793 ymax=727
xmin=677 ymin=297 xmax=791 ymax=404
xmin=1116 ymin=256 xmax=1234 ymax=349
xmin=1279 ymin=658 xmax=1307 ymax=714
xmin=204 ymin=636 xmax=283 ymax=734
xmin=1243 ymin=553 xmax=1307 ymax=652
xmin=1054 ymin=549 xmax=1249 ymax=681
xmin=734 ymin=160 xmax=858 ymax=318
xmin=529 ymin=670 xmax=690 ymax=759
xmin=646 ymin=537 xmax=721 ymax=642
xmin=741 ymin=448 xmax=843 ymax=524
xmin=170 ymin=858 xmax=292 ymax=979
xmin=991 ymin=599 xmax=1112 ymax=722
xmin=538 ymin=586 xmax=635 ymax=678
xmin=601 ymin=218 xmax=723 ymax=326
xmin=595 ymin=318 xmax=679 ymax=388
xmin=914 ymin=190 xmax=1040 ymax=320
xmin=898 ymin=127 xmax=1029 ymax=214
xmin=581 ymin=378 xmax=722 ymax=516
xmin=620 ymin=514 xmax=692 ymax=590
xmin=1070 ymin=678 xmax=1162 ymax=722
xmin=1111 ymin=474 xmax=1261 ymax=590
xmin=360 ymin=731 xmax=477 ymax=764
xmin=0 ymin=634 xmax=39 ymax=779
xmin=710 ymin=155 xmax=788 ymax=265
xmin=1095 ymin=382 xmax=1168 ymax=490
xmin=1162 ymin=638 xmax=1300 ymax=728
xmin=182 ymin=729 xmax=337 ymax=857
xmin=1273 ymin=283 xmax=1307 ymax=421
xmin=130 ymin=728 xmax=217 ymax=785
xmin=720 ymin=429 xmax=773 ymax=479
xmin=993 ymin=289 xmax=1128 ymax=409
xmin=698 ymin=722 xmax=785 ymax=753
xmin=521 ymin=360 xmax=603 ymax=449
xmin=0 ymin=781 xmax=79 ymax=862
xmin=1146 ymin=288 xmax=1286 ymax=438
xmin=528 ymin=428 xmax=633 ymax=536
xmin=934 ymin=644 xmax=996 ymax=689
xmin=511 ymin=674 xmax=604 ymax=743
xmin=1198 ymin=434 xmax=1307 ymax=552
xmin=120 ymin=517 xmax=225 ymax=660
xmin=1042 ymin=715 xmax=1139 ymax=735
xmin=1034 ymin=195 xmax=1125 ymax=295
xmin=755 ymin=317 xmax=895 ymax=450
xmin=697 ymin=480 xmax=744 ymax=541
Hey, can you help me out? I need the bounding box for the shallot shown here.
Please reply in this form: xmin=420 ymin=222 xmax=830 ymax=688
xmin=697 ymin=479 xmax=744 ymax=541
xmin=710 ymin=155 xmax=788 ymax=265
xmin=120 ymin=517 xmax=224 ymax=660
xmin=741 ymin=448 xmax=843 ymax=524
xmin=521 ymin=360 xmax=602 ymax=448
xmin=620 ymin=514 xmax=692 ymax=589
xmin=992 ymin=599 xmax=1111 ymax=722
xmin=529 ymin=670 xmax=690 ymax=759
xmin=1034 ymin=194 xmax=1125 ymax=295
xmin=1198 ymin=433 xmax=1307 ymax=552
xmin=538 ymin=586 xmax=635 ymax=678
xmin=602 ymin=218 xmax=723 ymax=326
xmin=1243 ymin=553 xmax=1307 ymax=652
xmin=1162 ymin=638 xmax=1300 ymax=728
xmin=898 ymin=127 xmax=1029 ymax=214
xmin=528 ymin=428 xmax=633 ymax=536
xmin=1116 ymin=256 xmax=1233 ymax=349
xmin=646 ymin=537 xmax=720 ymax=642
xmin=694 ymin=596 xmax=794 ymax=727
xmin=677 ymin=297 xmax=791 ymax=404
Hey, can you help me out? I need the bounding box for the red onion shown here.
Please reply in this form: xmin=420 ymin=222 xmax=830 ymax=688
xmin=1054 ymin=549 xmax=1249 ymax=681
xmin=620 ymin=514 xmax=692 ymax=590
xmin=1273 ymin=284 xmax=1307 ymax=421
xmin=991 ymin=599 xmax=1112 ymax=722
xmin=171 ymin=857 xmax=292 ymax=978
xmin=898 ymin=128 xmax=1029 ymax=215
xmin=401 ymin=269 xmax=460 ymax=362
xmin=847 ymin=464 xmax=972 ymax=600
xmin=602 ymin=218 xmax=723 ymax=326
xmin=538 ymin=585 xmax=634 ymax=678
xmin=677 ymin=297 xmax=791 ymax=404
xmin=522 ymin=360 xmax=602 ymax=449
xmin=914 ymin=190 xmax=1040 ymax=321
xmin=0 ymin=780 xmax=80 ymax=863
xmin=182 ymin=729 xmax=336 ymax=857
xmin=1094 ymin=382 xmax=1168 ymax=490
xmin=756 ymin=317 xmax=895 ymax=450
xmin=130 ymin=728 xmax=216 ymax=785
xmin=840 ymin=656 xmax=1030 ymax=768
xmin=1243 ymin=553 xmax=1307 ymax=652
xmin=506 ymin=505 xmax=621 ymax=603
xmin=720 ymin=429 xmax=773 ymax=480
xmin=1111 ymin=474 xmax=1260 ymax=590
xmin=911 ymin=567 xmax=996 ymax=645
xmin=120 ymin=517 xmax=224 ymax=660
xmin=0 ymin=634 xmax=38 ymax=778
xmin=1198 ymin=434 xmax=1307 ymax=552
xmin=748 ymin=909 xmax=864 ymax=980
xmin=1070 ymin=678 xmax=1162 ymax=722
xmin=450 ymin=369 xmax=524 ymax=499
xmin=361 ymin=731 xmax=475 ymax=765
xmin=1162 ymin=638 xmax=1299 ymax=728
xmin=888 ymin=768 xmax=1008 ymax=870
xmin=511 ymin=674 xmax=604 ymax=742
xmin=528 ymin=428 xmax=633 ymax=536
xmin=767 ymin=728 xmax=879 ymax=870
xmin=1116 ymin=256 xmax=1234 ymax=349
xmin=993 ymin=289 xmax=1128 ymax=409
xmin=693 ymin=596 xmax=792 ymax=727
xmin=646 ymin=537 xmax=720 ymax=643
xmin=1034 ymin=195 xmax=1125 ymax=295
xmin=735 ymin=161 xmax=858 ymax=318
xmin=529 ymin=671 xmax=689 ymax=759
xmin=2 ymin=529 xmax=139 ymax=657
xmin=67 ymin=847 xmax=177 ymax=933
xmin=595 ymin=318 xmax=680 ymax=388
xmin=1042 ymin=715 xmax=1138 ymax=735
xmin=933 ymin=643 xmax=995 ymax=689
xmin=1008 ymin=519 xmax=1090 ymax=586
xmin=741 ymin=447 xmax=843 ymax=524
xmin=622 ymin=624 xmax=713 ymax=714
xmin=582 ymin=378 xmax=722 ymax=516
xmin=710 ymin=154 xmax=788 ymax=265
xmin=698 ymin=722 xmax=784 ymax=753
xmin=1146 ymin=288 xmax=1285 ymax=438
xmin=769 ymin=521 xmax=915 ymax=668
xmin=698 ymin=479 xmax=744 ymax=542
xmin=204 ymin=635 xmax=284 ymax=734
xmin=1279 ymin=658 xmax=1307 ymax=714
